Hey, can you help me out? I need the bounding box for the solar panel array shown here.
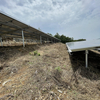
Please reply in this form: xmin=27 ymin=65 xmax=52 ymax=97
xmin=66 ymin=39 xmax=100 ymax=52
xmin=0 ymin=12 xmax=60 ymax=42
xmin=66 ymin=39 xmax=100 ymax=67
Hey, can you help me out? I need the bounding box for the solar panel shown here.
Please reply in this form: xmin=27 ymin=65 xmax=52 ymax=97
xmin=66 ymin=39 xmax=100 ymax=68
xmin=0 ymin=12 xmax=60 ymax=41
xmin=66 ymin=39 xmax=100 ymax=53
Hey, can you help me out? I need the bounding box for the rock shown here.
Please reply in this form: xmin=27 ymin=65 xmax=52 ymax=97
xmin=14 ymin=90 xmax=16 ymax=93
xmin=50 ymin=91 xmax=55 ymax=96
xmin=12 ymin=68 xmax=17 ymax=73
xmin=68 ymin=86 xmax=70 ymax=89
xmin=35 ymin=97 xmax=38 ymax=100
xmin=30 ymin=90 xmax=33 ymax=92
xmin=35 ymin=70 xmax=37 ymax=74
xmin=58 ymin=90 xmax=62 ymax=93
xmin=2 ymin=80 xmax=11 ymax=86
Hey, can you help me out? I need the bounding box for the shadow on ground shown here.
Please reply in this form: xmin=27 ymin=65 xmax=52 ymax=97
xmin=0 ymin=43 xmax=52 ymax=64
xmin=70 ymin=50 xmax=100 ymax=81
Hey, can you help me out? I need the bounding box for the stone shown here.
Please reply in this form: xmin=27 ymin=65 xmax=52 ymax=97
xmin=58 ymin=90 xmax=62 ymax=93
xmin=50 ymin=91 xmax=55 ymax=96
xmin=2 ymin=80 xmax=11 ymax=86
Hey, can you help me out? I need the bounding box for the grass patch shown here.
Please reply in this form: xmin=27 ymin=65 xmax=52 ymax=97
xmin=34 ymin=51 xmax=41 ymax=56
xmin=55 ymin=66 xmax=61 ymax=71
xmin=34 ymin=50 xmax=38 ymax=55
xmin=38 ymin=53 xmax=40 ymax=56
xmin=29 ymin=50 xmax=41 ymax=56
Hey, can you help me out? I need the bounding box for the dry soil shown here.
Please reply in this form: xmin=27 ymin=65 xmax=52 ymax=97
xmin=0 ymin=43 xmax=100 ymax=100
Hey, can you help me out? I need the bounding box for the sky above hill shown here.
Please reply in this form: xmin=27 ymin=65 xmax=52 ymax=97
xmin=0 ymin=0 xmax=100 ymax=40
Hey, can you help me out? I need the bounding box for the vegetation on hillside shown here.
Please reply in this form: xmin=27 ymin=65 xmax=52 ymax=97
xmin=47 ymin=32 xmax=86 ymax=43
xmin=54 ymin=33 xmax=86 ymax=43
xmin=0 ymin=43 xmax=100 ymax=100
xmin=38 ymin=27 xmax=86 ymax=43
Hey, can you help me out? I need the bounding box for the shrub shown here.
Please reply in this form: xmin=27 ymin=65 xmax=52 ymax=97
xmin=38 ymin=53 xmax=40 ymax=56
xmin=34 ymin=50 xmax=37 ymax=55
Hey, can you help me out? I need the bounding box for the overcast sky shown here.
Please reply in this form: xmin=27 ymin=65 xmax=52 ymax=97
xmin=0 ymin=0 xmax=100 ymax=40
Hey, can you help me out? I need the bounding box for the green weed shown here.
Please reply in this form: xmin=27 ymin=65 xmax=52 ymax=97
xmin=29 ymin=52 xmax=32 ymax=55
xmin=29 ymin=62 xmax=33 ymax=64
xmin=55 ymin=66 xmax=61 ymax=71
xmin=38 ymin=53 xmax=40 ymax=56
xmin=34 ymin=50 xmax=38 ymax=55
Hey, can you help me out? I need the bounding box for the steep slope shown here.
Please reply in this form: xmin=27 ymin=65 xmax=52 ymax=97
xmin=0 ymin=43 xmax=100 ymax=100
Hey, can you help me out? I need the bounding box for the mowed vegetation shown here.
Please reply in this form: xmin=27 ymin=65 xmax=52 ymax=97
xmin=0 ymin=43 xmax=100 ymax=100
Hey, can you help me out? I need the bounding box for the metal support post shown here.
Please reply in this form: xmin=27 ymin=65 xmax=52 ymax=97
xmin=0 ymin=38 xmax=3 ymax=46
xmin=40 ymin=36 xmax=42 ymax=44
xmin=47 ymin=38 xmax=49 ymax=43
xmin=22 ymin=30 xmax=25 ymax=47
xmin=85 ymin=50 xmax=88 ymax=68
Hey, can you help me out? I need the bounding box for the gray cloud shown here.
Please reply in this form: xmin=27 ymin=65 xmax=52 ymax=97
xmin=0 ymin=0 xmax=8 ymax=6
xmin=0 ymin=0 xmax=100 ymax=40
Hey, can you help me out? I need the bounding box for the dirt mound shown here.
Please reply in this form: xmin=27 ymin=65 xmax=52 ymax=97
xmin=0 ymin=43 xmax=100 ymax=100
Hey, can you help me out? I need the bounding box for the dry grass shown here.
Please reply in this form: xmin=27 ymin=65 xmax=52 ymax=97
xmin=0 ymin=41 xmax=39 ymax=47
xmin=0 ymin=43 xmax=100 ymax=100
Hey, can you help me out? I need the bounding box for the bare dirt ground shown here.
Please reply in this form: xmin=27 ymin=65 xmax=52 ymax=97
xmin=0 ymin=43 xmax=100 ymax=100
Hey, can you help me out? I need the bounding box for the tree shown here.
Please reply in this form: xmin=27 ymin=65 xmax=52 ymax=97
xmin=47 ymin=33 xmax=53 ymax=36
xmin=60 ymin=35 xmax=67 ymax=43
xmin=54 ymin=33 xmax=74 ymax=43
xmin=54 ymin=32 xmax=86 ymax=44
xmin=54 ymin=33 xmax=60 ymax=39
xmin=73 ymin=39 xmax=86 ymax=42
xmin=66 ymin=37 xmax=73 ymax=42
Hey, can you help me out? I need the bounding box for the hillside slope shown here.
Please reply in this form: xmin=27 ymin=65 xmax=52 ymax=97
xmin=0 ymin=43 xmax=100 ymax=100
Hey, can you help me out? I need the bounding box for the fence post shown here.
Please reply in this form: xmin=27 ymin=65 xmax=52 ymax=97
xmin=22 ymin=30 xmax=25 ymax=47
